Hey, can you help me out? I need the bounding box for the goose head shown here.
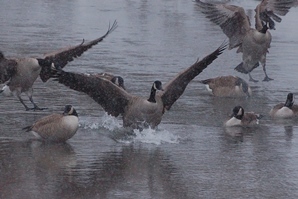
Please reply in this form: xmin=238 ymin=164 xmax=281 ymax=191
xmin=284 ymin=93 xmax=294 ymax=108
xmin=63 ymin=105 xmax=78 ymax=117
xmin=236 ymin=78 xmax=251 ymax=97
xmin=148 ymin=80 xmax=164 ymax=103
xmin=111 ymin=76 xmax=126 ymax=90
xmin=231 ymin=106 xmax=244 ymax=120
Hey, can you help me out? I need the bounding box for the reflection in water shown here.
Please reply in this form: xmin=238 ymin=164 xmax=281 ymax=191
xmin=0 ymin=141 xmax=77 ymax=199
xmin=0 ymin=140 xmax=189 ymax=199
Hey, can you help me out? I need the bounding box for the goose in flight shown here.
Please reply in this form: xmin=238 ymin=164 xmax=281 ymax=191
xmin=0 ymin=21 xmax=117 ymax=110
xmin=196 ymin=0 xmax=295 ymax=82
xmin=51 ymin=42 xmax=227 ymax=130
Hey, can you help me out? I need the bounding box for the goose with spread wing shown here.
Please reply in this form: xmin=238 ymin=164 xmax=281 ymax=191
xmin=51 ymin=43 xmax=227 ymax=130
xmin=0 ymin=21 xmax=117 ymax=110
xmin=196 ymin=0 xmax=295 ymax=82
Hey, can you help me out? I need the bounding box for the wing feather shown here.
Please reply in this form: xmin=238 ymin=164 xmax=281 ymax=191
xmin=196 ymin=0 xmax=250 ymax=49
xmin=160 ymin=42 xmax=227 ymax=110
xmin=39 ymin=20 xmax=118 ymax=82
xmin=53 ymin=70 xmax=131 ymax=117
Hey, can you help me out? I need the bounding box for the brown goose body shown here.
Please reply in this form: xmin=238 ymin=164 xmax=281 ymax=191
xmin=0 ymin=21 xmax=117 ymax=110
xmin=199 ymin=75 xmax=251 ymax=97
xmin=51 ymin=43 xmax=227 ymax=130
xmin=269 ymin=93 xmax=298 ymax=118
xmin=225 ymin=106 xmax=262 ymax=127
xmin=23 ymin=105 xmax=79 ymax=142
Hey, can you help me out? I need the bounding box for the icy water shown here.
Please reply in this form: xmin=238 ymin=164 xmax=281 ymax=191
xmin=1 ymin=0 xmax=298 ymax=198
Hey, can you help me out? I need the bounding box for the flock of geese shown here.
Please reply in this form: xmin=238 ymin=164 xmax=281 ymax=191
xmin=0 ymin=0 xmax=298 ymax=142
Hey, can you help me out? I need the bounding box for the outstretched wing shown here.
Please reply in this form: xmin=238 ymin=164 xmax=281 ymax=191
xmin=196 ymin=0 xmax=251 ymax=50
xmin=39 ymin=20 xmax=118 ymax=82
xmin=257 ymin=0 xmax=296 ymax=30
xmin=160 ymin=42 xmax=227 ymax=110
xmin=52 ymin=70 xmax=131 ymax=117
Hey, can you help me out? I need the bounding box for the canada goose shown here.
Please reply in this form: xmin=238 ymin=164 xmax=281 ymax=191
xmin=51 ymin=43 xmax=227 ymax=130
xmin=23 ymin=105 xmax=79 ymax=142
xmin=199 ymin=75 xmax=252 ymax=97
xmin=225 ymin=106 xmax=262 ymax=127
xmin=84 ymin=72 xmax=126 ymax=90
xmin=257 ymin=0 xmax=296 ymax=30
xmin=269 ymin=93 xmax=298 ymax=118
xmin=196 ymin=0 xmax=294 ymax=82
xmin=0 ymin=21 xmax=117 ymax=111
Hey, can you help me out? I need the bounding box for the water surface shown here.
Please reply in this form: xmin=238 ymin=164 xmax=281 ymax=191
xmin=1 ymin=0 xmax=298 ymax=198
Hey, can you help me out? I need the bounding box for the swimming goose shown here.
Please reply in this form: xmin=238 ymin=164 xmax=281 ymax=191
xmin=196 ymin=0 xmax=294 ymax=82
xmin=225 ymin=106 xmax=262 ymax=127
xmin=23 ymin=105 xmax=79 ymax=142
xmin=0 ymin=21 xmax=117 ymax=111
xmin=51 ymin=43 xmax=227 ymax=130
xmin=199 ymin=75 xmax=251 ymax=97
xmin=269 ymin=92 xmax=298 ymax=118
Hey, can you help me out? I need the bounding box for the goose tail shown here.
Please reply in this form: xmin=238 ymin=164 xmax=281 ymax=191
xmin=22 ymin=126 xmax=32 ymax=132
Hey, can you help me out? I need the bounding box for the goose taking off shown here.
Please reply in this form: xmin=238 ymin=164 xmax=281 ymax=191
xmin=0 ymin=21 xmax=117 ymax=110
xmin=23 ymin=105 xmax=79 ymax=142
xmin=51 ymin=42 xmax=227 ymax=130
xmin=196 ymin=0 xmax=295 ymax=82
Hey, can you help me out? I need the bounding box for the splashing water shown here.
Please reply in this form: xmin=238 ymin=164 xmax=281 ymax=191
xmin=81 ymin=113 xmax=181 ymax=145
xmin=81 ymin=113 xmax=122 ymax=130
xmin=131 ymin=128 xmax=181 ymax=145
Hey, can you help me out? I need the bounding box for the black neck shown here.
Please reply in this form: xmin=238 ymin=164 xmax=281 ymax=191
xmin=235 ymin=114 xmax=243 ymax=120
xmin=148 ymin=88 xmax=157 ymax=103
xmin=71 ymin=109 xmax=78 ymax=117
xmin=285 ymin=99 xmax=294 ymax=108
xmin=259 ymin=25 xmax=268 ymax=34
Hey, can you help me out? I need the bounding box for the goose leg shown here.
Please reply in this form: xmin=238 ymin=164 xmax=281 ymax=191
xmin=28 ymin=96 xmax=47 ymax=111
xmin=17 ymin=95 xmax=30 ymax=111
xmin=25 ymin=89 xmax=47 ymax=111
xmin=248 ymin=73 xmax=258 ymax=82
xmin=262 ymin=62 xmax=273 ymax=81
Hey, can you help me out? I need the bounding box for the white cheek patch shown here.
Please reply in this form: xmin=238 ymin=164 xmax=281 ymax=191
xmin=69 ymin=107 xmax=74 ymax=115
xmin=237 ymin=108 xmax=242 ymax=116
xmin=115 ymin=78 xmax=119 ymax=86
xmin=153 ymin=83 xmax=157 ymax=90
xmin=205 ymin=85 xmax=213 ymax=93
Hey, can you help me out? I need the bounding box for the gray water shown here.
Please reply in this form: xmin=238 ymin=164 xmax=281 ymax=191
xmin=1 ymin=0 xmax=298 ymax=198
